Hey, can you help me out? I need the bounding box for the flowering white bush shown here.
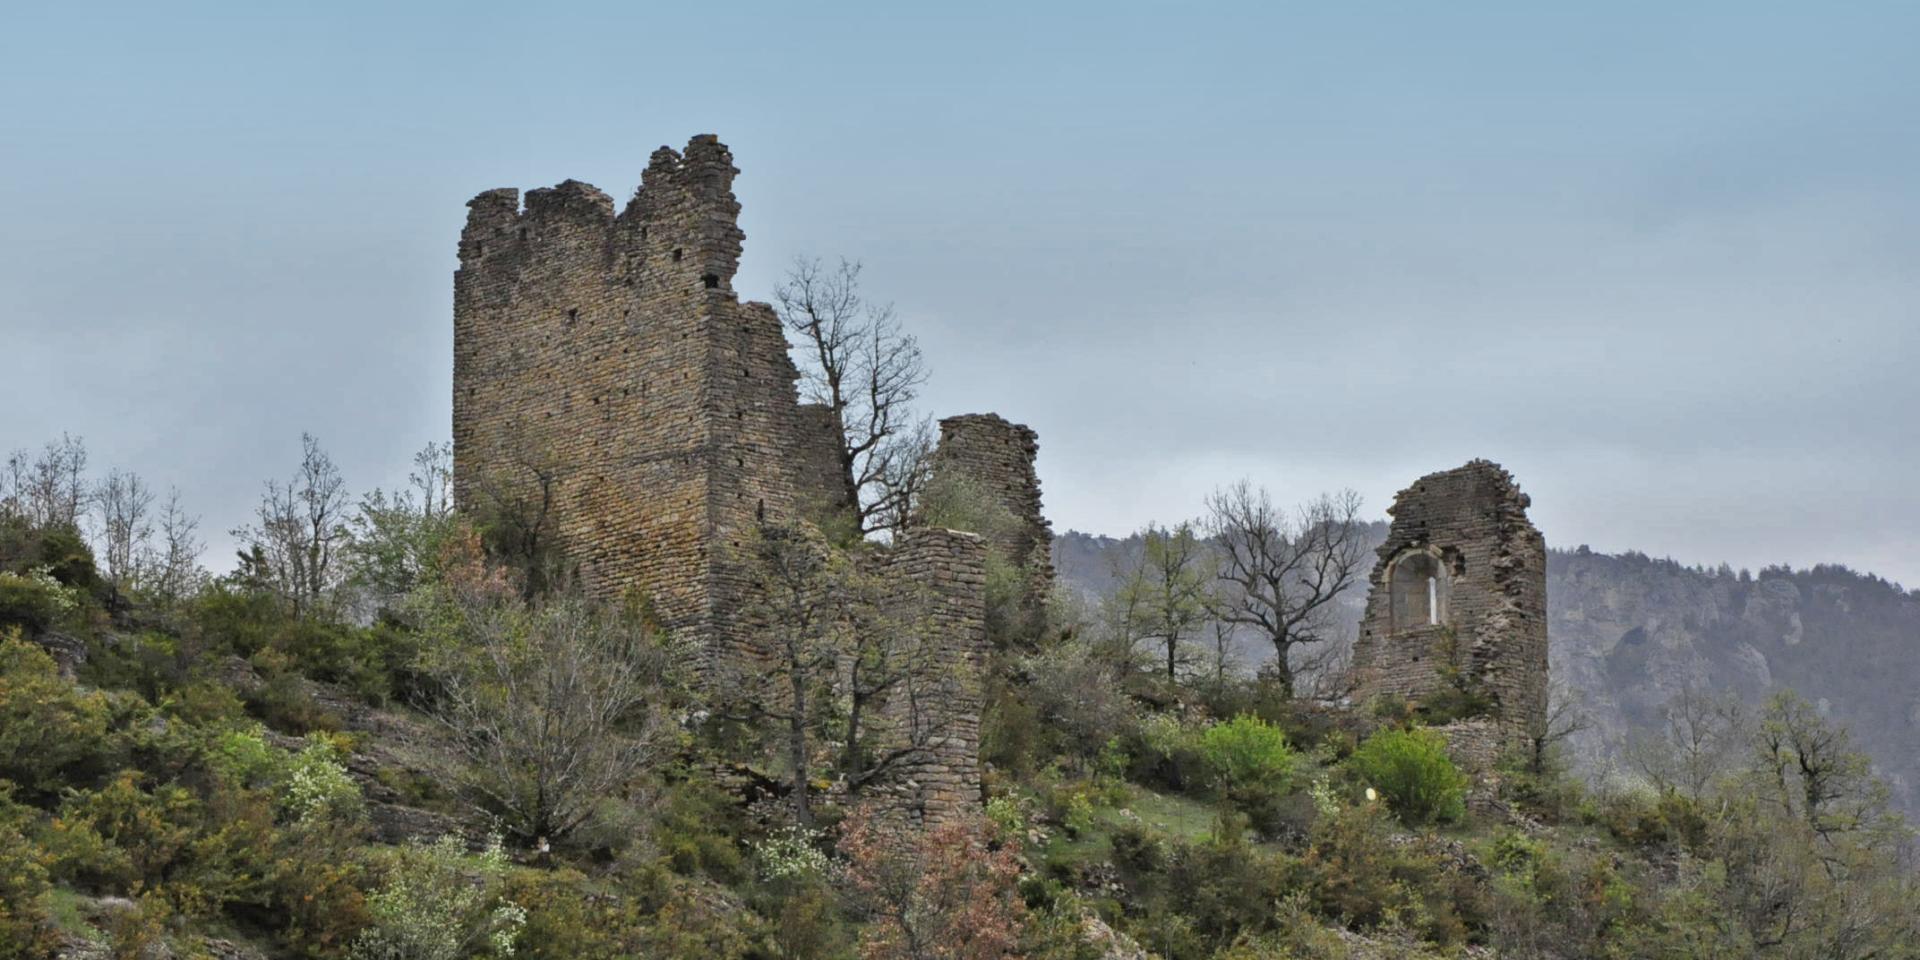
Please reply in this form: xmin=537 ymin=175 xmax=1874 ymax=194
xmin=0 ymin=566 xmax=80 ymax=627
xmin=753 ymin=824 xmax=830 ymax=882
xmin=351 ymin=833 xmax=524 ymax=960
xmin=1309 ymin=775 xmax=1342 ymax=819
xmin=285 ymin=738 xmax=363 ymax=823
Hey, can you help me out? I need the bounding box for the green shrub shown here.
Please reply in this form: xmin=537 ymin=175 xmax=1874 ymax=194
xmin=1200 ymin=715 xmax=1296 ymax=796
xmin=1110 ymin=821 xmax=1168 ymax=876
xmin=352 ymin=833 xmax=524 ymax=960
xmin=1348 ymin=728 xmax=1467 ymax=826
xmin=0 ymin=631 xmax=115 ymax=798
xmin=654 ymin=780 xmax=747 ymax=883
xmin=503 ymin=868 xmax=651 ymax=960
xmin=1130 ymin=712 xmax=1210 ymax=792
xmin=0 ymin=518 xmax=101 ymax=595
xmin=1302 ymin=803 xmax=1483 ymax=943
xmin=0 ymin=568 xmax=81 ymax=632
xmin=0 ymin=786 xmax=59 ymax=959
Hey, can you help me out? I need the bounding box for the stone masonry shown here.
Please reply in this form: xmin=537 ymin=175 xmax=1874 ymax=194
xmin=452 ymin=135 xmax=1031 ymax=829
xmin=928 ymin=414 xmax=1055 ymax=625
xmin=453 ymin=136 xmax=821 ymax=669
xmin=866 ymin=528 xmax=989 ymax=827
xmin=1351 ymin=460 xmax=1549 ymax=745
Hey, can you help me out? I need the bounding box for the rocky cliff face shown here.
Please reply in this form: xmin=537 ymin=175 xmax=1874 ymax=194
xmin=1549 ymin=548 xmax=1920 ymax=813
xmin=1054 ymin=530 xmax=1920 ymax=814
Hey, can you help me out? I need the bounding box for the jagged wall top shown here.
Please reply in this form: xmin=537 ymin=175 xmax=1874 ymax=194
xmin=458 ymin=134 xmax=746 ymax=298
xmin=1352 ymin=459 xmax=1549 ymax=737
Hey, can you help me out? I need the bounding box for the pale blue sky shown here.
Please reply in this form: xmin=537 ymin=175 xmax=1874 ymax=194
xmin=3 ymin=2 xmax=1917 ymax=584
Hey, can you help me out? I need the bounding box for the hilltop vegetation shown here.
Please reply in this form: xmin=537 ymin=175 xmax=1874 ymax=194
xmin=1059 ymin=529 xmax=1920 ymax=817
xmin=2 ymin=434 xmax=1918 ymax=959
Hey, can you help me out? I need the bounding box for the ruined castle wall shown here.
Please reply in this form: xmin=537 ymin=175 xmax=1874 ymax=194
xmin=1352 ymin=460 xmax=1549 ymax=740
xmin=455 ymin=136 xmax=1010 ymax=829
xmin=790 ymin=403 xmax=858 ymax=530
xmin=867 ymin=528 xmax=989 ymax=829
xmin=452 ymin=136 xmax=806 ymax=665
xmin=928 ymin=414 xmax=1054 ymax=612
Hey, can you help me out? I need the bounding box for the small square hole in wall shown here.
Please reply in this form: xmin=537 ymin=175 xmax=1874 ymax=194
xmin=672 ymin=248 xmax=683 ymax=262
xmin=703 ymin=274 xmax=719 ymax=289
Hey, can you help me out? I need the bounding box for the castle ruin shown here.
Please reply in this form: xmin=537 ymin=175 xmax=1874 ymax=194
xmin=451 ymin=135 xmax=1050 ymax=827
xmin=1351 ymin=460 xmax=1549 ymax=764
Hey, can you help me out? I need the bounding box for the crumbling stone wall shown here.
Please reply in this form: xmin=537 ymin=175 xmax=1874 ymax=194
xmin=1352 ymin=460 xmax=1549 ymax=742
xmin=863 ymin=528 xmax=989 ymax=827
xmin=453 ymin=136 xmax=810 ymax=669
xmin=928 ymin=414 xmax=1054 ymax=623
xmin=452 ymin=135 xmax=1005 ymax=830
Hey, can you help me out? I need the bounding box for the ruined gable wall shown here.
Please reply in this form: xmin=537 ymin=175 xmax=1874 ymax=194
xmin=928 ymin=414 xmax=1054 ymax=607
xmin=453 ymin=136 xmax=805 ymax=664
xmin=1352 ymin=460 xmax=1549 ymax=738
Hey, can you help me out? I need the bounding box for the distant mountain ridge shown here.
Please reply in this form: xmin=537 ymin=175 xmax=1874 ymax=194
xmin=1052 ymin=529 xmax=1920 ymax=814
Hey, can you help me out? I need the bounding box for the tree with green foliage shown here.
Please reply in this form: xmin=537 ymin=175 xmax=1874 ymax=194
xmin=351 ymin=834 xmax=525 ymax=960
xmin=0 ymin=630 xmax=114 ymax=798
xmin=347 ymin=441 xmax=458 ymax=614
xmin=1112 ymin=521 xmax=1215 ymax=684
xmin=1349 ymin=727 xmax=1467 ymax=826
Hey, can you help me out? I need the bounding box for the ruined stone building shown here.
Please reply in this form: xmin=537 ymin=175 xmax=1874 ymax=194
xmin=928 ymin=414 xmax=1055 ymax=628
xmin=1351 ymin=460 xmax=1549 ymax=763
xmin=450 ymin=135 xmax=1050 ymax=826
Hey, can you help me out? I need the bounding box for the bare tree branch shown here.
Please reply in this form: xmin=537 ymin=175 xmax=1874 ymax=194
xmin=1203 ymin=481 xmax=1366 ymax=697
xmin=775 ymin=257 xmax=930 ymax=537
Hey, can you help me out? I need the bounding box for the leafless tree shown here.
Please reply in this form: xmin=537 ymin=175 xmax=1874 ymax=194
xmin=840 ymin=575 xmax=964 ymax=795
xmin=775 ymin=257 xmax=931 ymax=537
xmin=0 ymin=451 xmax=19 ymax=521
xmin=1524 ymin=679 xmax=1589 ymax=775
xmin=149 ymin=486 xmax=204 ymax=603
xmin=231 ymin=433 xmax=349 ymax=617
xmin=5 ymin=434 xmax=90 ymax=529
xmin=1204 ymin=481 xmax=1367 ymax=697
xmin=719 ymin=520 xmax=843 ymax=828
xmin=95 ymin=468 xmax=154 ymax=601
xmin=869 ymin=418 xmax=936 ymax=537
xmin=424 ymin=587 xmax=671 ymax=845
xmin=1292 ymin=640 xmax=1357 ymax=703
xmin=1629 ymin=686 xmax=1743 ymax=804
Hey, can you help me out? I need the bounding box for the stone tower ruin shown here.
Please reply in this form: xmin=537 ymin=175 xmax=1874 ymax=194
xmin=452 ymin=136 xmax=858 ymax=670
xmin=927 ymin=414 xmax=1055 ymax=626
xmin=451 ymin=135 xmax=1047 ymax=828
xmin=1351 ymin=460 xmax=1549 ymax=754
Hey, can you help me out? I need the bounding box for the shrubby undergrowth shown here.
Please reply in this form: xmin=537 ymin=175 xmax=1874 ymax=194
xmin=0 ymin=432 xmax=1916 ymax=959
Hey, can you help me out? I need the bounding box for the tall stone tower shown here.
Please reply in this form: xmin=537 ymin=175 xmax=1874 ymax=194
xmin=1351 ymin=460 xmax=1549 ymax=745
xmin=452 ymin=136 xmax=839 ymax=667
xmin=451 ymin=135 xmax=1035 ymax=828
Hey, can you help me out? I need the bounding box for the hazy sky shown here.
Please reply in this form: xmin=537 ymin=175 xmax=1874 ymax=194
xmin=4 ymin=2 xmax=1917 ymax=585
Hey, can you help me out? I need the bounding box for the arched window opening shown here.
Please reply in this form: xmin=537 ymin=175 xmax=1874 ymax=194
xmin=1390 ymin=550 xmax=1449 ymax=632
